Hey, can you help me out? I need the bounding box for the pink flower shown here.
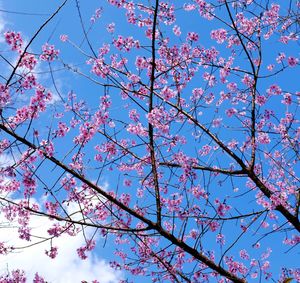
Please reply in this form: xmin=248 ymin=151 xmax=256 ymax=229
xmin=127 ymin=122 xmax=148 ymax=136
xmin=228 ymin=139 xmax=238 ymax=149
xmin=60 ymin=34 xmax=68 ymax=42
xmin=199 ymin=144 xmax=212 ymax=156
xmin=90 ymin=8 xmax=103 ymax=23
xmin=281 ymin=93 xmax=292 ymax=105
xmin=183 ymin=4 xmax=196 ymax=11
xmin=276 ymin=52 xmax=286 ymax=63
xmin=239 ymin=249 xmax=250 ymax=260
xmin=135 ymin=56 xmax=148 ymax=69
xmin=212 ymin=118 xmax=222 ymax=128
xmin=255 ymin=95 xmax=267 ymax=106
xmin=147 ymin=107 xmax=170 ymax=134
xmin=191 ymin=186 xmax=208 ymax=199
xmin=21 ymin=74 xmax=37 ymax=90
xmin=226 ymin=108 xmax=237 ymax=117
xmin=123 ymin=179 xmax=132 ymax=187
xmin=161 ymin=86 xmax=176 ymax=101
xmin=216 ymin=233 xmax=225 ymax=245
xmin=4 ymin=31 xmax=23 ymax=51
xmin=77 ymin=240 xmax=95 ymax=260
xmin=128 ymin=74 xmax=140 ymax=83
xmin=19 ymin=53 xmax=37 ymax=70
xmin=0 ymin=84 xmax=10 ymax=107
xmin=209 ymin=221 xmax=220 ymax=232
xmin=113 ymin=35 xmax=140 ymax=51
xmin=55 ymin=122 xmax=70 ymax=137
xmin=267 ymin=84 xmax=282 ymax=95
xmin=203 ymin=72 xmax=216 ymax=86
xmin=33 ymin=273 xmax=46 ymax=283
xmin=45 ymin=246 xmax=58 ymax=259
xmin=215 ymin=199 xmax=231 ymax=216
xmin=0 ymin=242 xmax=12 ymax=255
xmin=242 ymin=74 xmax=254 ymax=87
xmin=107 ymin=22 xmax=115 ymax=33
xmin=129 ymin=109 xmax=140 ymax=122
xmin=40 ymin=140 xmax=55 ymax=157
xmin=0 ymin=269 xmax=26 ymax=283
xmin=211 ymin=28 xmax=227 ymax=43
xmin=257 ymin=132 xmax=271 ymax=144
xmin=40 ymin=43 xmax=59 ymax=61
xmin=262 ymin=3 xmax=280 ymax=26
xmin=173 ymin=25 xmax=181 ymax=36
xmin=187 ymin=32 xmax=199 ymax=42
xmin=288 ymin=56 xmax=298 ymax=67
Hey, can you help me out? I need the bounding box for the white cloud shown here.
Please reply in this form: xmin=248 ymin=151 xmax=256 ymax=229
xmin=0 ymin=153 xmax=15 ymax=167
xmin=0 ymin=7 xmax=5 ymax=42
xmin=0 ymin=18 xmax=4 ymax=39
xmin=0 ymin=201 xmax=122 ymax=283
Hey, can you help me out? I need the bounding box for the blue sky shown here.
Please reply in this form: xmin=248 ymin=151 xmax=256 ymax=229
xmin=0 ymin=0 xmax=299 ymax=282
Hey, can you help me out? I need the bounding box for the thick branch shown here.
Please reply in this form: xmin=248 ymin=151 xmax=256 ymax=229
xmin=0 ymin=123 xmax=246 ymax=283
xmin=159 ymin=162 xmax=247 ymax=176
xmin=148 ymin=0 xmax=162 ymax=226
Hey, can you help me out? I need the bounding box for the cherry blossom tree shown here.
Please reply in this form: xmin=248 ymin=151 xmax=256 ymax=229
xmin=0 ymin=0 xmax=299 ymax=282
